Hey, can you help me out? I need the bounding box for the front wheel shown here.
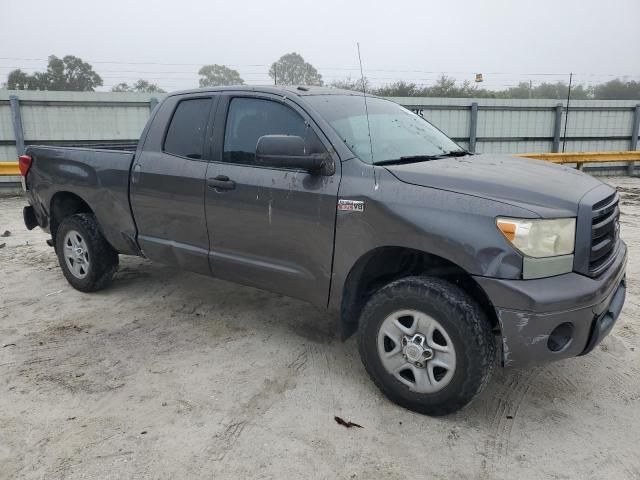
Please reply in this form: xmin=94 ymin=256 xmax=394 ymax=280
xmin=55 ymin=213 xmax=119 ymax=292
xmin=357 ymin=276 xmax=496 ymax=416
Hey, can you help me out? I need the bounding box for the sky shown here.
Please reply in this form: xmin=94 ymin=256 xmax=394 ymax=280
xmin=2 ymin=0 xmax=639 ymax=91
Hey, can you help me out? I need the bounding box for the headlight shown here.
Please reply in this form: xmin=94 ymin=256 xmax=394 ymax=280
xmin=496 ymin=217 xmax=576 ymax=258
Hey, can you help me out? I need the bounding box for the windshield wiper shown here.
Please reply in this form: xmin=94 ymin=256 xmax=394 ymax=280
xmin=440 ymin=150 xmax=470 ymax=157
xmin=374 ymin=150 xmax=470 ymax=166
xmin=374 ymin=155 xmax=444 ymax=166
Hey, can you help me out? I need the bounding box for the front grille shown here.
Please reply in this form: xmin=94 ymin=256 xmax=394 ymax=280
xmin=589 ymin=192 xmax=620 ymax=276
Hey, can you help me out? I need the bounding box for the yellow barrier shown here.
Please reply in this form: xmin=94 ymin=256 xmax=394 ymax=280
xmin=517 ymin=151 xmax=640 ymax=164
xmin=1 ymin=151 xmax=638 ymax=176
xmin=0 ymin=162 xmax=20 ymax=176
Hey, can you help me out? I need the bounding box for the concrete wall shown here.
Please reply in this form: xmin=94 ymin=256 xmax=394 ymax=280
xmin=1 ymin=91 xmax=639 ymax=162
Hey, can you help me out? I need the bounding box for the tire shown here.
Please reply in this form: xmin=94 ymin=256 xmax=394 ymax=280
xmin=55 ymin=213 xmax=119 ymax=292
xmin=357 ymin=276 xmax=496 ymax=416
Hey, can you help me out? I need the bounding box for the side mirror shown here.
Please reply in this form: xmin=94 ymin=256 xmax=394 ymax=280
xmin=255 ymin=135 xmax=332 ymax=174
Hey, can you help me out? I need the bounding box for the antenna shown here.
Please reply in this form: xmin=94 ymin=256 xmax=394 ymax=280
xmin=562 ymin=72 xmax=573 ymax=153
xmin=357 ymin=44 xmax=378 ymax=188
xmin=357 ymin=43 xmax=375 ymax=167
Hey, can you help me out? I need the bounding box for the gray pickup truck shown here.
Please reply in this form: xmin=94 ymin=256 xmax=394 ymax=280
xmin=20 ymin=86 xmax=626 ymax=415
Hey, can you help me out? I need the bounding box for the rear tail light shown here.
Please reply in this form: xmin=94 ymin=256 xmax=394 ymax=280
xmin=18 ymin=155 xmax=32 ymax=176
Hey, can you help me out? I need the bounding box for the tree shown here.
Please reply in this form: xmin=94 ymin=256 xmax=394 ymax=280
xmin=131 ymin=79 xmax=165 ymax=93
xmin=111 ymin=79 xmax=165 ymax=93
xmin=198 ymin=64 xmax=244 ymax=87
xmin=420 ymin=75 xmax=486 ymax=97
xmin=370 ymin=75 xmax=494 ymax=98
xmin=425 ymin=75 xmax=457 ymax=97
xmin=373 ymin=81 xmax=423 ymax=97
xmin=5 ymin=55 xmax=102 ymax=91
xmin=535 ymin=82 xmax=567 ymax=99
xmin=330 ymin=76 xmax=370 ymax=92
xmin=593 ymin=79 xmax=640 ymax=100
xmin=6 ymin=69 xmax=33 ymax=90
xmin=269 ymin=53 xmax=323 ymax=86
xmin=40 ymin=55 xmax=102 ymax=91
xmin=111 ymin=83 xmax=132 ymax=92
xmin=370 ymin=76 xmax=602 ymax=100
xmin=497 ymin=82 xmax=534 ymax=99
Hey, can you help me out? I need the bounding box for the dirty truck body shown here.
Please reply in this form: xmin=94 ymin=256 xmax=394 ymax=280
xmin=20 ymin=86 xmax=627 ymax=415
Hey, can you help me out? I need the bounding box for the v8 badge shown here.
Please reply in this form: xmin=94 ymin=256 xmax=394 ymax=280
xmin=338 ymin=199 xmax=365 ymax=213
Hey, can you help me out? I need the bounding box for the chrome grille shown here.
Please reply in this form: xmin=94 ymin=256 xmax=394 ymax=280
xmin=589 ymin=192 xmax=620 ymax=276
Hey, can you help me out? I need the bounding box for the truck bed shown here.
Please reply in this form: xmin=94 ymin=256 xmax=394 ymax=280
xmin=24 ymin=145 xmax=139 ymax=255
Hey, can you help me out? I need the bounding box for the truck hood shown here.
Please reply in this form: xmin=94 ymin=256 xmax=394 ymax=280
xmin=384 ymin=154 xmax=604 ymax=217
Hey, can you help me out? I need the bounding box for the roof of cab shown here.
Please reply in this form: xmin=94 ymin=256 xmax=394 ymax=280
xmin=167 ymin=85 xmax=373 ymax=98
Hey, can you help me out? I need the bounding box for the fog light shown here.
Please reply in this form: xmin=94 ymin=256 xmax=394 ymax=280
xmin=548 ymin=322 xmax=574 ymax=352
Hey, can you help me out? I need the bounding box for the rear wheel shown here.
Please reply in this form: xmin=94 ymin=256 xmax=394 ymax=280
xmin=55 ymin=213 xmax=118 ymax=292
xmin=357 ymin=276 xmax=495 ymax=416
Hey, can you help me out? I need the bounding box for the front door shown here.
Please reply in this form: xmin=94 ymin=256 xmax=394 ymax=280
xmin=204 ymin=94 xmax=340 ymax=307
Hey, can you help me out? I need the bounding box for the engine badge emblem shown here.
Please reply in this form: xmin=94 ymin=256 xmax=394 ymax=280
xmin=337 ymin=199 xmax=365 ymax=213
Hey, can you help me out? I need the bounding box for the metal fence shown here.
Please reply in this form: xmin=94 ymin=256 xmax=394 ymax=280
xmin=0 ymin=90 xmax=160 ymax=162
xmin=1 ymin=90 xmax=639 ymax=161
xmin=391 ymin=97 xmax=640 ymax=155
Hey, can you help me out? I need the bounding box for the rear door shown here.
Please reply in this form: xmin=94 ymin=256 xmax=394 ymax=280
xmin=204 ymin=93 xmax=340 ymax=307
xmin=131 ymin=94 xmax=216 ymax=275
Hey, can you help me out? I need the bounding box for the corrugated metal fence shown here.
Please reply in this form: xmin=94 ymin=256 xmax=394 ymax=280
xmin=391 ymin=97 xmax=640 ymax=154
xmin=1 ymin=90 xmax=639 ymax=161
xmin=0 ymin=91 xmax=159 ymax=162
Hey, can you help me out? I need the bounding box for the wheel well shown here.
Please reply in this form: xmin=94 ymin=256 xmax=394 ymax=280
xmin=340 ymin=247 xmax=500 ymax=339
xmin=49 ymin=192 xmax=93 ymax=240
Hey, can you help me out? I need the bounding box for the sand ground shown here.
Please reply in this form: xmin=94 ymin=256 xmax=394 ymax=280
xmin=1 ymin=177 xmax=639 ymax=479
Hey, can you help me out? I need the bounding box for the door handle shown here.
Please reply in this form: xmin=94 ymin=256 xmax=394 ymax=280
xmin=131 ymin=163 xmax=141 ymax=185
xmin=207 ymin=175 xmax=236 ymax=190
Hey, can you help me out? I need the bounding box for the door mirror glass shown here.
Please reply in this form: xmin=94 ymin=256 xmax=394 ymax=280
xmin=257 ymin=135 xmax=304 ymax=156
xmin=256 ymin=135 xmax=331 ymax=174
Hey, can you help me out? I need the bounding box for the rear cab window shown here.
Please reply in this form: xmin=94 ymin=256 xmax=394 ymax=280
xmin=164 ymin=98 xmax=212 ymax=159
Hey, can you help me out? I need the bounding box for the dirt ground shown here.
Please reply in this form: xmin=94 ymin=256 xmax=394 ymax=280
xmin=1 ymin=177 xmax=639 ymax=480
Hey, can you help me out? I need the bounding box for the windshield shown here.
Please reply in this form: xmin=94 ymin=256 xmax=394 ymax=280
xmin=305 ymin=95 xmax=465 ymax=164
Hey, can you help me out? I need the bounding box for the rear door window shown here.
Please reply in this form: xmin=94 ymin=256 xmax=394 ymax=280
xmin=164 ymin=98 xmax=212 ymax=159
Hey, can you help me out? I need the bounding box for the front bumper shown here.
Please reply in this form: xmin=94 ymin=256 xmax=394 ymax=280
xmin=474 ymin=241 xmax=627 ymax=367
